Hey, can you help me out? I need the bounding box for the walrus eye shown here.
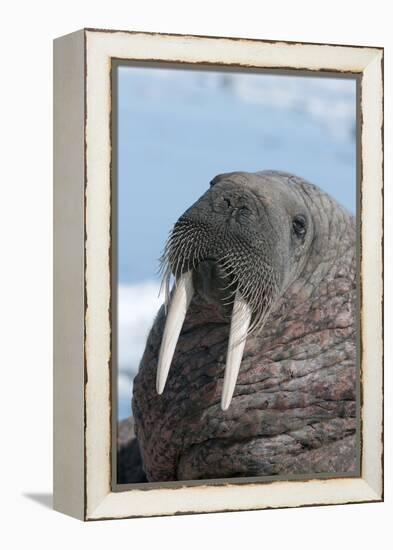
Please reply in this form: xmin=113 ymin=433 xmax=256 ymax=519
xmin=292 ymin=215 xmax=307 ymax=238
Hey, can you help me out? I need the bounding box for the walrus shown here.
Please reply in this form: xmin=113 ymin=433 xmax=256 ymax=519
xmin=129 ymin=170 xmax=357 ymax=482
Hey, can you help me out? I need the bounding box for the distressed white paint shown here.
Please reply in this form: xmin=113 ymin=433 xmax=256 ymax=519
xmin=53 ymin=29 xmax=86 ymax=521
xmin=79 ymin=29 xmax=383 ymax=519
xmin=87 ymin=30 xmax=379 ymax=72
xmin=89 ymin=478 xmax=379 ymax=519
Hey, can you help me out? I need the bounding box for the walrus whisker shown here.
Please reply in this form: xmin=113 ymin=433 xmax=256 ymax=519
xmin=158 ymin=266 xmax=171 ymax=310
xmin=217 ymin=277 xmax=238 ymax=293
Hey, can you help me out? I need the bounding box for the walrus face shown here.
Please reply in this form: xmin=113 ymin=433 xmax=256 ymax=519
xmin=158 ymin=171 xmax=314 ymax=410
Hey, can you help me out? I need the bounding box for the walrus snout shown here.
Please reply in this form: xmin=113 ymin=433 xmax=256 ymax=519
xmin=157 ymin=180 xmax=280 ymax=410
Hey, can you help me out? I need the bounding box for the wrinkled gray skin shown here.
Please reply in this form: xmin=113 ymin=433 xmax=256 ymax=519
xmin=130 ymin=171 xmax=357 ymax=482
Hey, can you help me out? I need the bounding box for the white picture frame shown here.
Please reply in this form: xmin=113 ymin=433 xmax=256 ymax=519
xmin=53 ymin=28 xmax=383 ymax=520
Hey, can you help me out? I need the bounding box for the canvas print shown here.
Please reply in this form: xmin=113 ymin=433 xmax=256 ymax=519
xmin=114 ymin=64 xmax=358 ymax=485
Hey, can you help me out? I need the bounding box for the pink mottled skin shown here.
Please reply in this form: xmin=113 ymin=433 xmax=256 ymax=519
xmin=131 ymin=171 xmax=357 ymax=482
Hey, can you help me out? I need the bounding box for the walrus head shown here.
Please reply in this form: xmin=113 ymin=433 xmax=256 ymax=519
xmin=157 ymin=171 xmax=315 ymax=409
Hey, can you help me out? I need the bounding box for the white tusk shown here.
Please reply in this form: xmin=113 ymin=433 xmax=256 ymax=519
xmin=221 ymin=292 xmax=251 ymax=411
xmin=156 ymin=270 xmax=194 ymax=394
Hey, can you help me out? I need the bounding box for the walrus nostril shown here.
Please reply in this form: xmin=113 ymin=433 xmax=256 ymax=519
xmin=214 ymin=193 xmax=252 ymax=224
xmin=221 ymin=195 xmax=247 ymax=212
